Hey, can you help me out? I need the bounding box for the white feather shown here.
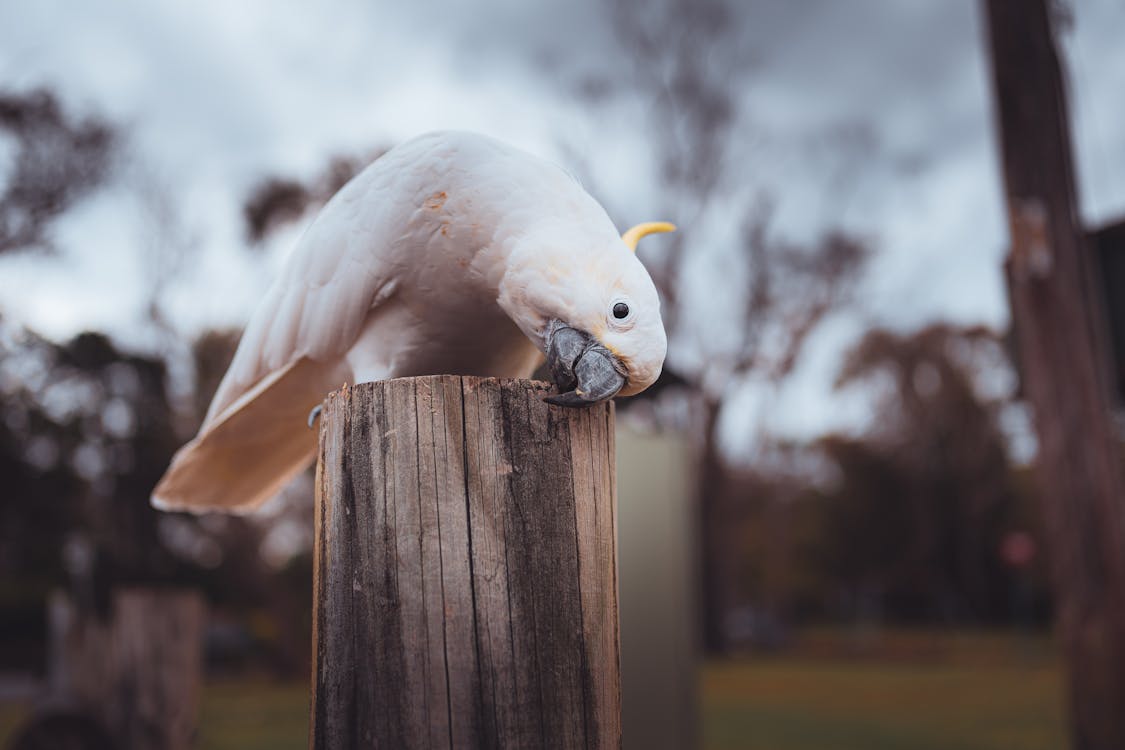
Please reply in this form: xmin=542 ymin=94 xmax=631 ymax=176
xmin=153 ymin=131 xmax=666 ymax=512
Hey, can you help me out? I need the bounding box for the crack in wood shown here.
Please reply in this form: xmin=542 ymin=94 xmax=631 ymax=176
xmin=312 ymin=376 xmax=620 ymax=749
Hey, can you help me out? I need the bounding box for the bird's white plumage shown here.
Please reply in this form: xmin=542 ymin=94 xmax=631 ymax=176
xmin=154 ymin=131 xmax=667 ymax=512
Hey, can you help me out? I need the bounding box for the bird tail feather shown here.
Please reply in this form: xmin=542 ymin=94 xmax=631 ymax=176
xmin=151 ymin=357 xmax=344 ymax=513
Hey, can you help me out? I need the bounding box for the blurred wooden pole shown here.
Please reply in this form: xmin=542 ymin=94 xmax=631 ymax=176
xmin=46 ymin=589 xmax=205 ymax=750
xmin=107 ymin=590 xmax=205 ymax=750
xmin=311 ymin=376 xmax=621 ymax=749
xmin=616 ymin=426 xmax=698 ymax=750
xmin=697 ymin=399 xmax=728 ymax=655
xmin=983 ymin=2 xmax=1125 ymax=747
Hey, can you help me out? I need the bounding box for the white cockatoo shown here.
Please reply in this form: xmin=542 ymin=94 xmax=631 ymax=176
xmin=152 ymin=131 xmax=673 ymax=512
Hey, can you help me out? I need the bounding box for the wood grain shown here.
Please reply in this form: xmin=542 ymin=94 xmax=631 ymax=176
xmin=312 ymin=377 xmax=621 ymax=749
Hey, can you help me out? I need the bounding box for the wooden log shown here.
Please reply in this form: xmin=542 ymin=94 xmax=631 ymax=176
xmin=44 ymin=588 xmax=205 ymax=750
xmin=311 ymin=376 xmax=621 ymax=749
xmin=105 ymin=590 xmax=205 ymax=750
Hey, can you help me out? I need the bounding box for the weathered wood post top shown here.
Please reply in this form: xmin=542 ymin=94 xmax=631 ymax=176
xmin=312 ymin=376 xmax=621 ymax=749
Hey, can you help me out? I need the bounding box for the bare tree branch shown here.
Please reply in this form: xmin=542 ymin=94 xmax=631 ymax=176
xmin=0 ymin=89 xmax=116 ymax=254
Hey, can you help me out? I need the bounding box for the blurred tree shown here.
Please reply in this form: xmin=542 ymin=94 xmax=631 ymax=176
xmin=577 ymin=0 xmax=873 ymax=652
xmin=242 ymin=150 xmax=386 ymax=244
xmin=816 ymin=323 xmax=1045 ymax=623
xmin=0 ymin=320 xmax=190 ymax=670
xmin=717 ymin=324 xmax=1049 ymax=635
xmin=0 ymin=84 xmax=315 ymax=677
xmin=0 ymin=89 xmax=116 ymax=254
xmin=718 ymin=447 xmax=829 ymax=646
xmin=0 ymin=320 xmax=313 ymax=676
xmin=0 ymin=323 xmax=179 ymax=580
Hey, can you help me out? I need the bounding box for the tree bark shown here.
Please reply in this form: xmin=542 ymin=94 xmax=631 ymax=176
xmin=983 ymin=2 xmax=1125 ymax=747
xmin=311 ymin=376 xmax=621 ymax=749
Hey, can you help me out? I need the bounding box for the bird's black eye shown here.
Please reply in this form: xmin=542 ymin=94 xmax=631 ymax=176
xmin=612 ymin=302 xmax=630 ymax=319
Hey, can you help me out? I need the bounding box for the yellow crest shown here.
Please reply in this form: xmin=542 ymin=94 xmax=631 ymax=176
xmin=621 ymin=221 xmax=676 ymax=252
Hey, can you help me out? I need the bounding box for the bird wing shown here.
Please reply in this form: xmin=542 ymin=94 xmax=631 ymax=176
xmin=153 ymin=167 xmax=399 ymax=512
xmin=208 ymin=181 xmax=395 ymax=425
xmin=151 ymin=356 xmax=350 ymax=513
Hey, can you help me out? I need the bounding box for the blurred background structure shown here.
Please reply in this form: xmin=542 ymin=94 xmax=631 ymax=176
xmin=1 ymin=0 xmax=1124 ymax=748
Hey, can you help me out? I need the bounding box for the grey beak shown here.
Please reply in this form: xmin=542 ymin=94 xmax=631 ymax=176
xmin=544 ymin=323 xmax=627 ymax=407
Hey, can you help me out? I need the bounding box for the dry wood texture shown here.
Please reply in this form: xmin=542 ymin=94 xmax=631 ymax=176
xmin=311 ymin=376 xmax=620 ymax=749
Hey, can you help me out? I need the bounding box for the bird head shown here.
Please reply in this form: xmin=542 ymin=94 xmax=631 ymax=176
xmin=499 ymin=221 xmax=674 ymax=406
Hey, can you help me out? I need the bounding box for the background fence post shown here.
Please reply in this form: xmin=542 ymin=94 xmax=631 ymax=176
xmin=37 ymin=588 xmax=204 ymax=750
xmin=311 ymin=376 xmax=621 ymax=749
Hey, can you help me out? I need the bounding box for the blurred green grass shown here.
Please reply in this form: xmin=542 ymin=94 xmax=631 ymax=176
xmin=0 ymin=630 xmax=1065 ymax=750
xmin=0 ymin=680 xmax=312 ymax=750
xmin=703 ymin=659 xmax=1063 ymax=750
xmin=703 ymin=629 xmax=1065 ymax=750
xmin=196 ymin=680 xmax=308 ymax=750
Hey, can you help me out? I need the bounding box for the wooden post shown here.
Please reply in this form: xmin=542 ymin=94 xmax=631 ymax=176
xmin=616 ymin=426 xmax=697 ymax=750
xmin=311 ymin=376 xmax=621 ymax=749
xmin=105 ymin=590 xmax=205 ymax=750
xmin=41 ymin=588 xmax=204 ymax=750
xmin=983 ymin=1 xmax=1125 ymax=747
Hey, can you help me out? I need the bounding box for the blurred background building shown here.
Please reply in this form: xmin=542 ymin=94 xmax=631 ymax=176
xmin=1 ymin=0 xmax=1124 ymax=748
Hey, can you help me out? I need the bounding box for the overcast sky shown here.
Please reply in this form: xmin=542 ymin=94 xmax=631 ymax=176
xmin=1 ymin=0 xmax=1122 ymax=451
